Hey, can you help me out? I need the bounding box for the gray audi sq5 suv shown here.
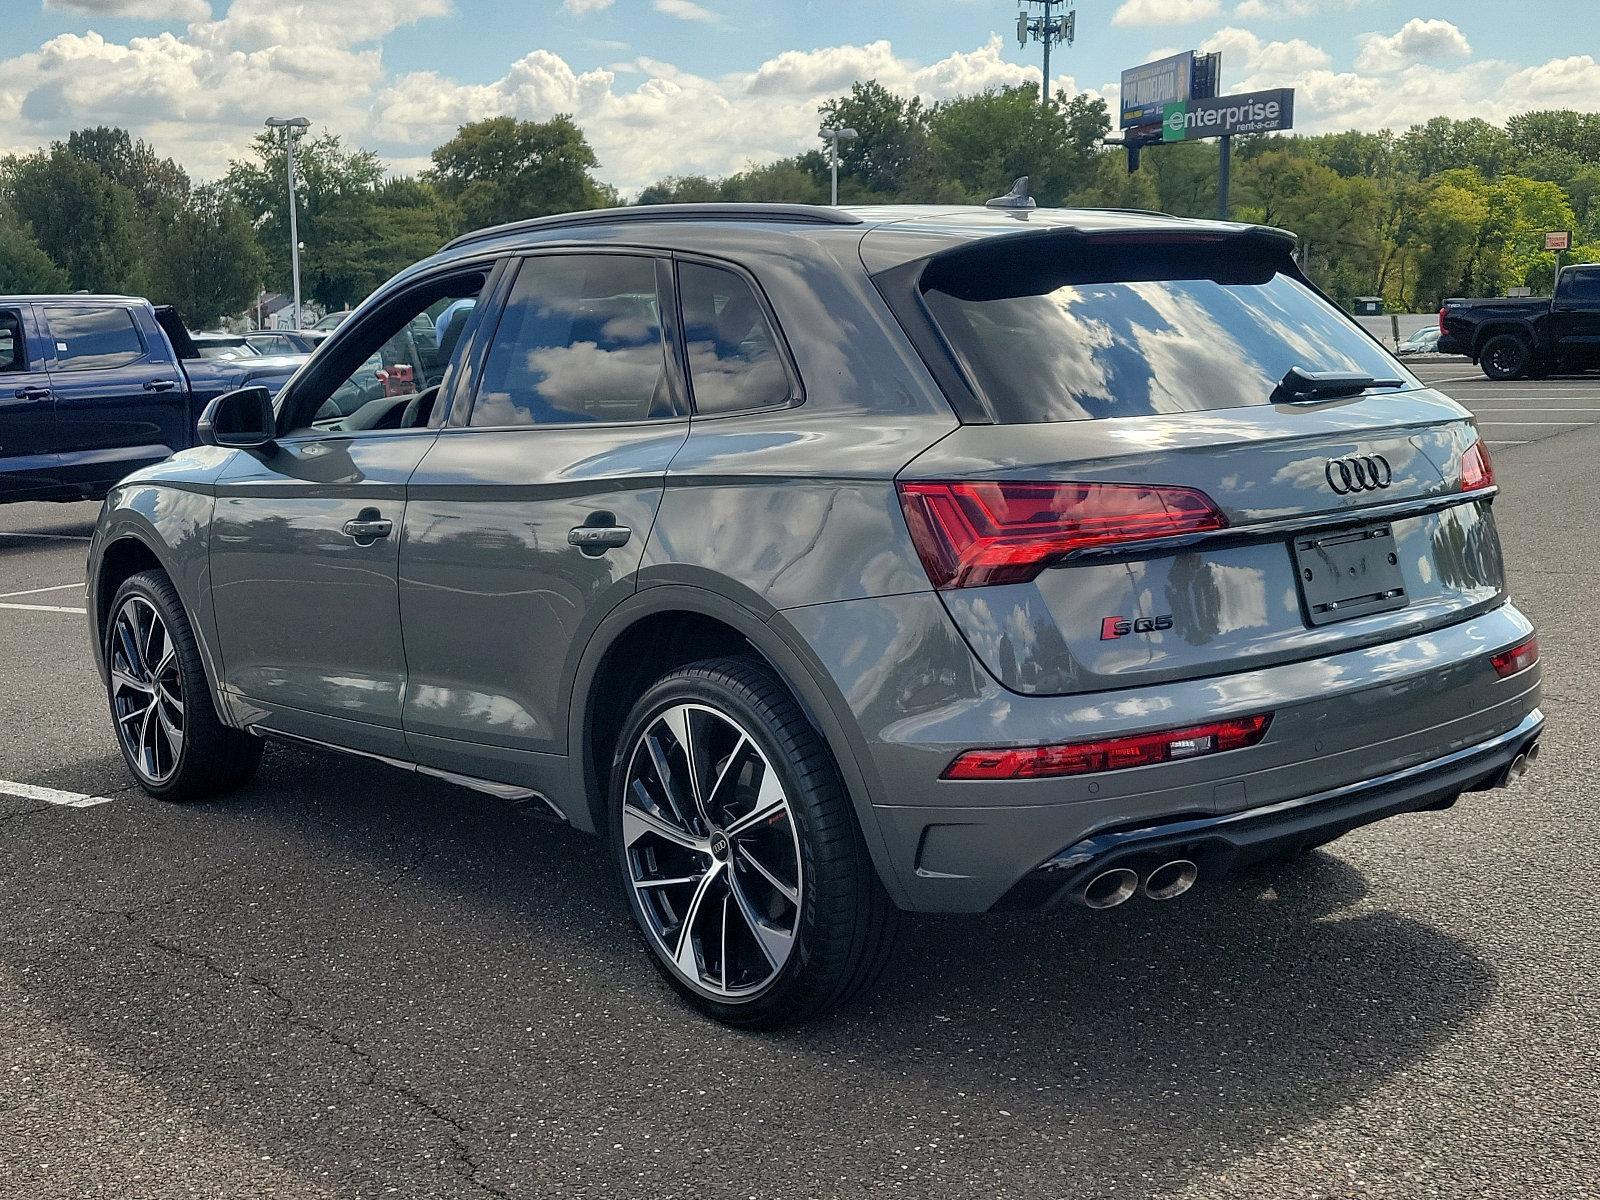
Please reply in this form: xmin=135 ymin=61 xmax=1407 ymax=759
xmin=87 ymin=202 xmax=1543 ymax=1026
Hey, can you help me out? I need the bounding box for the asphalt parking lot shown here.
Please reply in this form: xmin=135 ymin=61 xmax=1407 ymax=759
xmin=2 ymin=364 xmax=1596 ymax=1199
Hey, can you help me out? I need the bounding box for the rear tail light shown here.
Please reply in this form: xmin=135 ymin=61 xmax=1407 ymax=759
xmin=1439 ymin=307 xmax=1447 ymax=336
xmin=1460 ymin=440 xmax=1495 ymax=492
xmin=942 ymin=714 xmax=1273 ymax=781
xmin=897 ymin=480 xmax=1227 ymax=590
xmin=1490 ymin=636 xmax=1538 ymax=678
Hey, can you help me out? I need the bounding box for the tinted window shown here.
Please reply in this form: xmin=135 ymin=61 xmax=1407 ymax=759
xmin=678 ymin=262 xmax=790 ymax=414
xmin=1558 ymin=268 xmax=1600 ymax=302
xmin=921 ymin=241 xmax=1410 ymax=424
xmin=0 ymin=311 xmax=22 ymax=372
xmin=473 ymin=255 xmax=671 ymax=428
xmin=45 ymin=306 xmax=146 ymax=370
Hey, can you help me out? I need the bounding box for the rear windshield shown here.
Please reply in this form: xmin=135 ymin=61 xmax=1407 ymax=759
xmin=920 ymin=239 xmax=1412 ymax=424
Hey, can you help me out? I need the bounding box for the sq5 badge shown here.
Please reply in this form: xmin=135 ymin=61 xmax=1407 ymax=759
xmin=1101 ymin=615 xmax=1174 ymax=640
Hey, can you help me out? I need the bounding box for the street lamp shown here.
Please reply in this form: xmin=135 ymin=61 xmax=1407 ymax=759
xmin=822 ymin=126 xmax=858 ymax=206
xmin=264 ymin=116 xmax=311 ymax=330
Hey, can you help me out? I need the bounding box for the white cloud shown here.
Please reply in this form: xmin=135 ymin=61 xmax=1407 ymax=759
xmin=652 ymin=0 xmax=716 ymax=21
xmin=1112 ymin=0 xmax=1221 ymax=28
xmin=1355 ymin=19 xmax=1472 ymax=74
xmin=1198 ymin=27 xmax=1331 ymax=76
xmin=44 ymin=0 xmax=210 ymax=17
xmin=1233 ymin=0 xmax=1364 ymax=19
xmin=564 ymin=0 xmax=614 ymax=12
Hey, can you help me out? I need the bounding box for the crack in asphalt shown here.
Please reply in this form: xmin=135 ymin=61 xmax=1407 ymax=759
xmin=145 ymin=933 xmax=510 ymax=1199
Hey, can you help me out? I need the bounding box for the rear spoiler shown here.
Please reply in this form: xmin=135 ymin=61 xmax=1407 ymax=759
xmin=152 ymin=305 xmax=199 ymax=361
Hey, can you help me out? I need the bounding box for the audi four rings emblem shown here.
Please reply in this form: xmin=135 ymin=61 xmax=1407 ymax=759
xmin=1325 ymin=454 xmax=1393 ymax=494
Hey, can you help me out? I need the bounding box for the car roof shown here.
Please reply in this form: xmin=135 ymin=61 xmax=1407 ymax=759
xmin=0 ymin=293 xmax=148 ymax=304
xmin=420 ymin=203 xmax=1291 ymax=278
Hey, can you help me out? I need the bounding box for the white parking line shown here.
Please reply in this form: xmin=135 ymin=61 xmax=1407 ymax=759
xmin=1475 ymin=421 xmax=1595 ymax=426
xmin=1487 ymin=440 xmax=1527 ymax=446
xmin=0 ymin=583 xmax=82 ymax=599
xmin=0 ymin=780 xmax=114 ymax=808
xmin=0 ymin=602 xmax=87 ymax=614
xmin=1471 ymin=407 xmax=1600 ymax=412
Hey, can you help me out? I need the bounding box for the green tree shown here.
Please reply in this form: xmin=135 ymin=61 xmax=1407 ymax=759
xmin=1400 ymin=117 xmax=1513 ymax=179
xmin=0 ymin=211 xmax=69 ymax=292
xmin=817 ymin=80 xmax=929 ymax=195
xmin=925 ymin=86 xmax=1109 ymax=205
xmin=144 ymin=185 xmax=264 ymax=328
xmin=635 ymin=175 xmax=724 ymax=205
xmin=427 ymin=115 xmax=608 ymax=231
xmin=2 ymin=147 xmax=143 ymax=292
xmin=63 ymin=126 xmax=190 ymax=213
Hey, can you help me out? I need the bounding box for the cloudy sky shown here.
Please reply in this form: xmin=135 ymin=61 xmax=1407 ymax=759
xmin=3 ymin=0 xmax=1597 ymax=193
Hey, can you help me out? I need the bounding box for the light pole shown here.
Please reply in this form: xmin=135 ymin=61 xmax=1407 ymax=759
xmin=1017 ymin=1 xmax=1077 ymax=106
xmin=265 ymin=116 xmax=311 ymax=330
xmin=822 ymin=126 xmax=858 ymax=206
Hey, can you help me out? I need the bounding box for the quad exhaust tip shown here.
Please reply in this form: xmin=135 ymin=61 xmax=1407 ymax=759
xmin=1081 ymin=867 xmax=1140 ymax=910
xmin=1142 ymin=859 xmax=1199 ymax=902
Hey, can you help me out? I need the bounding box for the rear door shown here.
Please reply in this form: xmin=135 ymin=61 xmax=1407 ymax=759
xmin=885 ymin=230 xmax=1503 ymax=696
xmin=0 ymin=304 xmax=57 ymax=496
xmin=38 ymin=302 xmax=187 ymax=488
xmin=398 ymin=249 xmax=689 ymax=780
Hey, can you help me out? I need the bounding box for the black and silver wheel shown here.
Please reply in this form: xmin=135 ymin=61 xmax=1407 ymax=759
xmin=610 ymin=657 xmax=898 ymax=1027
xmin=104 ymin=569 xmax=263 ymax=802
xmin=1481 ymin=334 xmax=1531 ymax=381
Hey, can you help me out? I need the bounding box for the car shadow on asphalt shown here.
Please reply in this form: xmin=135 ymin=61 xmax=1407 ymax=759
xmin=12 ymin=743 xmax=1497 ymax=1196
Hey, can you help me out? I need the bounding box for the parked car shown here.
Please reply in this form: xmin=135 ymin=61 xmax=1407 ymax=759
xmin=191 ymin=332 xmax=258 ymax=360
xmin=1396 ymin=326 xmax=1441 ymax=356
xmin=1438 ymin=263 xmax=1600 ymax=379
xmin=1 ymin=295 xmax=302 ymax=503
xmin=245 ymin=330 xmax=322 ymax=355
xmin=86 ymin=204 xmax=1543 ymax=1026
xmin=312 ymin=310 xmax=352 ymax=333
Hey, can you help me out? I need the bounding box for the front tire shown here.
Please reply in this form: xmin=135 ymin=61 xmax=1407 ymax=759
xmin=609 ymin=657 xmax=898 ymax=1028
xmin=105 ymin=569 xmax=263 ymax=802
xmin=1480 ymin=334 xmax=1532 ymax=381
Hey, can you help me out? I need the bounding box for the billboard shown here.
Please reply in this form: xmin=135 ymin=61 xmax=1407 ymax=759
xmin=1121 ymin=52 xmax=1194 ymax=128
xmin=1162 ymin=88 xmax=1295 ymax=141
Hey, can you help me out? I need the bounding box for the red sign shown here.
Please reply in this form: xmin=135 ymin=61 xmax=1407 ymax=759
xmin=1546 ymin=231 xmax=1572 ymax=252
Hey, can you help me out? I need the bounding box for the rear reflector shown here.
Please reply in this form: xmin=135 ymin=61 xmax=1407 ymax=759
xmin=1461 ymin=441 xmax=1495 ymax=492
xmin=942 ymin=714 xmax=1273 ymax=781
xmin=1490 ymin=636 xmax=1538 ymax=678
xmin=897 ymin=480 xmax=1227 ymax=590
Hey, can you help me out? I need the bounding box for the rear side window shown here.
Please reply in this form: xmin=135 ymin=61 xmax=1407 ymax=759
xmin=0 ymin=311 xmax=22 ymax=372
xmin=472 ymin=254 xmax=673 ymax=427
xmin=44 ymin=305 xmax=146 ymax=371
xmin=678 ymin=261 xmax=790 ymax=414
xmin=920 ymin=240 xmax=1410 ymax=424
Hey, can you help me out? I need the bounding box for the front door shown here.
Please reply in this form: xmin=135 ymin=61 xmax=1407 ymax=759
xmin=1552 ymin=267 xmax=1600 ymax=360
xmin=208 ymin=267 xmax=493 ymax=756
xmin=398 ymin=251 xmax=689 ymax=783
xmin=0 ymin=306 xmax=56 ymax=496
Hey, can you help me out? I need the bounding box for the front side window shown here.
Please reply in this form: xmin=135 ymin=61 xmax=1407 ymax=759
xmin=920 ymin=240 xmax=1414 ymax=424
xmin=1558 ymin=269 xmax=1600 ymax=302
xmin=678 ymin=261 xmax=790 ymax=414
xmin=471 ymin=254 xmax=672 ymax=428
xmin=44 ymin=306 xmax=145 ymax=371
xmin=0 ymin=311 xmax=22 ymax=372
xmin=288 ymin=272 xmax=487 ymax=435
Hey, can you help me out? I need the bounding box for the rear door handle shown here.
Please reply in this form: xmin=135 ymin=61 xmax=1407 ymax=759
xmin=568 ymin=524 xmax=632 ymax=552
xmin=143 ymin=379 xmax=180 ymax=392
xmin=341 ymin=510 xmax=393 ymax=544
xmin=13 ymin=386 xmax=50 ymax=400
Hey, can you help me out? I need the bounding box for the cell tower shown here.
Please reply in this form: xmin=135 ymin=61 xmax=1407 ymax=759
xmin=1017 ymin=1 xmax=1078 ymax=106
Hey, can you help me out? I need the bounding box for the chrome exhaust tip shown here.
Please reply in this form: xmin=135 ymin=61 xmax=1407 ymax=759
xmin=1525 ymin=740 xmax=1542 ymax=766
xmin=1080 ymin=867 xmax=1140 ymax=910
xmin=1143 ymin=859 xmax=1199 ymax=902
xmin=1505 ymin=753 xmax=1530 ymax=783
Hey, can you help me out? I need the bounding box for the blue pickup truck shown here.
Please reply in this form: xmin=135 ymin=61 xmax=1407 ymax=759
xmin=0 ymin=295 xmax=301 ymax=504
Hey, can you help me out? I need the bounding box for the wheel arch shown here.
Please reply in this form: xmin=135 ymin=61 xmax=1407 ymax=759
xmin=1472 ymin=320 xmax=1538 ymax=357
xmin=566 ymin=585 xmax=908 ymax=906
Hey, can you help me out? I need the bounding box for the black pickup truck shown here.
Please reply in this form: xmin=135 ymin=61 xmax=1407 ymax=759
xmin=0 ymin=295 xmax=301 ymax=504
xmin=1439 ymin=263 xmax=1600 ymax=380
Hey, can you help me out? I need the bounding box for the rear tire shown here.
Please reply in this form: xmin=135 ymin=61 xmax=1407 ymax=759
xmin=1480 ymin=334 xmax=1532 ymax=381
xmin=104 ymin=569 xmax=263 ymax=802
xmin=608 ymin=656 xmax=898 ymax=1028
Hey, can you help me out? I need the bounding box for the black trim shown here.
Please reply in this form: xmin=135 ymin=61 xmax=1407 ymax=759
xmin=442 ymin=203 xmax=864 ymax=252
xmin=993 ymin=709 xmax=1545 ymax=911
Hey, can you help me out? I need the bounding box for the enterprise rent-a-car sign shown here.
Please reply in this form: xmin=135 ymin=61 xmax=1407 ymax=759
xmin=1163 ymin=88 xmax=1295 ymax=141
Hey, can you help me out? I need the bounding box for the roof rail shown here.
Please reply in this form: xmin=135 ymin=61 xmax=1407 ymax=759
xmin=443 ymin=203 xmax=865 ymax=251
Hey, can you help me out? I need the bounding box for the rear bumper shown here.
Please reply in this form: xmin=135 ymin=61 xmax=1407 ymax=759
xmin=994 ymin=708 xmax=1544 ymax=911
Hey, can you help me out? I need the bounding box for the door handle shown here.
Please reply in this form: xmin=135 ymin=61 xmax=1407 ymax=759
xmin=13 ymin=386 xmax=50 ymax=400
xmin=568 ymin=523 xmax=633 ymax=553
xmin=341 ymin=509 xmax=393 ymax=545
xmin=143 ymin=379 xmax=180 ymax=392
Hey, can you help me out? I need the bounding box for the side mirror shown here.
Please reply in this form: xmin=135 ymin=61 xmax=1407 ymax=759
xmin=198 ymin=386 xmax=276 ymax=450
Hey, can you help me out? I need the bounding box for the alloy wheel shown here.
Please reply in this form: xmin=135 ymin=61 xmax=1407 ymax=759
xmin=109 ymin=595 xmax=185 ymax=784
xmin=621 ymin=702 xmax=803 ymax=999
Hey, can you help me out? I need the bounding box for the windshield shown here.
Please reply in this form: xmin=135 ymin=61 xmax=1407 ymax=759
xmin=921 ymin=239 xmax=1414 ymax=423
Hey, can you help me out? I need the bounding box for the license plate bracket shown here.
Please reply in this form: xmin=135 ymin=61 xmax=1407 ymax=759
xmin=1292 ymin=524 xmax=1407 ymax=627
